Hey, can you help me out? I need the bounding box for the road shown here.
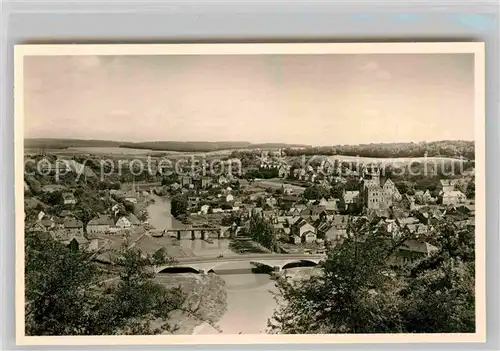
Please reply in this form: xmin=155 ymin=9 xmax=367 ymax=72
xmin=174 ymin=253 xmax=325 ymax=264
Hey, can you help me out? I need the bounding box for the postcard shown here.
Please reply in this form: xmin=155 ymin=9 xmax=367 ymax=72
xmin=14 ymin=42 xmax=485 ymax=345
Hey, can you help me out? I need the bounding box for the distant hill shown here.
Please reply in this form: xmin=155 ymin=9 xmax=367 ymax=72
xmin=24 ymin=138 xmax=310 ymax=152
xmin=24 ymin=138 xmax=473 ymax=159
xmin=24 ymin=138 xmax=123 ymax=149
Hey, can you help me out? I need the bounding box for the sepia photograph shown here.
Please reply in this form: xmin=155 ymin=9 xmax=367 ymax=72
xmin=14 ymin=43 xmax=485 ymax=345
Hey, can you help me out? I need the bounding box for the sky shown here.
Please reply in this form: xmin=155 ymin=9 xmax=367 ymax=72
xmin=23 ymin=53 xmax=475 ymax=146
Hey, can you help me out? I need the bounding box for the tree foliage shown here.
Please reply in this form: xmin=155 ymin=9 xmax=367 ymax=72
xmin=268 ymin=217 xmax=475 ymax=334
xmin=24 ymin=232 xmax=204 ymax=336
xmin=303 ymin=185 xmax=329 ymax=201
xmin=248 ymin=215 xmax=278 ymax=251
xmin=171 ymin=195 xmax=188 ymax=218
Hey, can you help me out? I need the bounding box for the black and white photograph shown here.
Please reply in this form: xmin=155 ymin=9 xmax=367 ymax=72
xmin=15 ymin=43 xmax=485 ymax=344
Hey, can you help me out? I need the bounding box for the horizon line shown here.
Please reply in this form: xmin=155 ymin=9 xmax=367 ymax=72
xmin=23 ymin=137 xmax=475 ymax=148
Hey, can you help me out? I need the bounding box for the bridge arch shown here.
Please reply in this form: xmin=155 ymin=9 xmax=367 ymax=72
xmin=281 ymin=260 xmax=319 ymax=270
xmin=157 ymin=266 xmax=201 ymax=274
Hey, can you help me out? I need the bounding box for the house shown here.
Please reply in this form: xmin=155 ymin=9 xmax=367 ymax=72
xmin=300 ymin=205 xmax=326 ymax=218
xmin=396 ymin=216 xmax=420 ymax=228
xmin=462 ymin=168 xmax=475 ymax=177
xmin=115 ymin=216 xmax=132 ymax=229
xmin=37 ymin=210 xmax=46 ymax=221
xmin=290 ymin=234 xmax=302 ymax=245
xmin=124 ymin=192 xmax=138 ymax=204
xmin=302 ymin=231 xmax=317 ymax=244
xmin=87 ymin=215 xmax=115 ymax=233
xmin=266 ymin=197 xmax=278 ymax=208
xmin=128 ymin=213 xmax=141 ymax=226
xmin=324 ymin=198 xmax=339 ymax=212
xmin=405 ymin=223 xmax=429 ymax=236
xmin=293 ymin=168 xmax=307 ymax=180
xmin=273 ymin=223 xmax=286 ymax=238
xmin=291 ymin=218 xmax=316 ymax=238
xmin=62 ymin=192 xmax=77 ymax=205
xmin=454 ymin=219 xmax=475 ymax=229
xmin=439 ymin=179 xmax=459 ymax=193
xmin=200 ymin=204 xmax=210 ymax=215
xmin=464 ymin=204 xmax=475 ymax=217
xmin=226 ymin=194 xmax=234 ymax=203
xmin=63 ymin=218 xmax=84 ymax=235
xmin=281 ymin=195 xmax=299 ymax=205
xmin=316 ymin=223 xmax=339 ymax=244
xmin=188 ymin=196 xmax=201 ymax=207
xmin=391 ymin=240 xmax=438 ymax=267
xmin=41 ymin=184 xmax=66 ymax=193
xmin=252 ymin=207 xmax=263 ymax=216
xmin=344 ymin=190 xmax=360 ymax=204
xmin=25 ymin=197 xmax=47 ymax=210
xmin=27 ymin=221 xmax=47 ymax=233
xmin=135 ymin=182 xmax=162 ymax=193
xmin=401 ymin=194 xmax=416 ymax=210
xmin=278 ymin=165 xmax=291 ymax=178
xmin=181 ymin=176 xmax=192 ymax=187
xmin=218 ymin=175 xmax=228 ymax=185
xmin=440 ymin=190 xmax=467 ymax=206
xmin=414 ymin=190 xmax=425 ymax=204
xmin=422 ymin=190 xmax=433 ymax=204
xmin=318 ymin=215 xmax=349 ymax=243
xmin=318 ymin=198 xmax=328 ymax=207
xmin=196 ymin=177 xmax=212 ymax=189
xmin=40 ymin=218 xmax=56 ymax=230
xmin=59 ymin=210 xmax=74 ymax=218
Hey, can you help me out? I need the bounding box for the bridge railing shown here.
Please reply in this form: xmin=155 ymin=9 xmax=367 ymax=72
xmin=173 ymin=253 xmax=326 ymax=264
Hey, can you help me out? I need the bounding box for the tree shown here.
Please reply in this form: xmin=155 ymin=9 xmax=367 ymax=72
xmin=25 ymin=175 xmax=42 ymax=194
xmin=303 ymin=185 xmax=329 ymax=201
xmin=25 ymin=232 xmax=198 ymax=336
xmin=73 ymin=187 xmax=107 ymax=236
xmin=248 ymin=215 xmax=277 ymax=251
xmin=466 ymin=179 xmax=475 ymax=199
xmin=268 ymin=217 xmax=475 ymax=334
xmin=330 ymin=183 xmax=344 ymax=199
xmin=171 ymin=195 xmax=188 ymax=218
xmin=161 ymin=174 xmax=178 ymax=186
xmin=40 ymin=191 xmax=63 ymax=206
xmin=123 ymin=201 xmax=136 ymax=214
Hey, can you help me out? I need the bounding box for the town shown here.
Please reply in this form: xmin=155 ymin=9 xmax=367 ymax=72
xmin=20 ymin=47 xmax=479 ymax=337
xmin=24 ymin=145 xmax=475 ymax=270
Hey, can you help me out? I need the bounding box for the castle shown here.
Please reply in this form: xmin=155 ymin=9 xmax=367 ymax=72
xmin=362 ymin=165 xmax=401 ymax=210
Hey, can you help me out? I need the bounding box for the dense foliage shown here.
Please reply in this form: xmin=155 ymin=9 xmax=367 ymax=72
xmin=25 ymin=232 xmax=199 ymax=335
xmin=248 ymin=215 xmax=278 ymax=252
xmin=303 ymin=185 xmax=330 ymax=201
xmin=25 ymin=139 xmax=473 ymax=159
xmin=268 ymin=217 xmax=475 ymax=334
xmin=244 ymin=168 xmax=279 ymax=180
xmin=283 ymin=140 xmax=475 ymax=160
xmin=171 ymin=195 xmax=189 ymax=218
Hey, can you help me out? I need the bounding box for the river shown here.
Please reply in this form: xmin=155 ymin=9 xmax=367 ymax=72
xmin=147 ymin=195 xmax=279 ymax=334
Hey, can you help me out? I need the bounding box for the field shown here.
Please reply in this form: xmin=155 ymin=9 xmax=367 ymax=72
xmin=253 ymin=179 xmax=307 ymax=194
xmin=67 ymin=147 xmax=174 ymax=155
xmin=323 ymin=155 xmax=467 ymax=166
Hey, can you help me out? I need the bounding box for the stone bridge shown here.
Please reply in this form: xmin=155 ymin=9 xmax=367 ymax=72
xmin=153 ymin=227 xmax=233 ymax=240
xmin=154 ymin=253 xmax=325 ymax=274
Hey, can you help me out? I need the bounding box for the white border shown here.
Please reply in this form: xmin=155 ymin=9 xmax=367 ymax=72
xmin=14 ymin=42 xmax=486 ymax=345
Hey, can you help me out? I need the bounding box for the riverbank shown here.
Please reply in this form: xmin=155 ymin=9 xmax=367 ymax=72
xmin=144 ymin=196 xmax=281 ymax=335
xmin=154 ymin=273 xmax=227 ymax=335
